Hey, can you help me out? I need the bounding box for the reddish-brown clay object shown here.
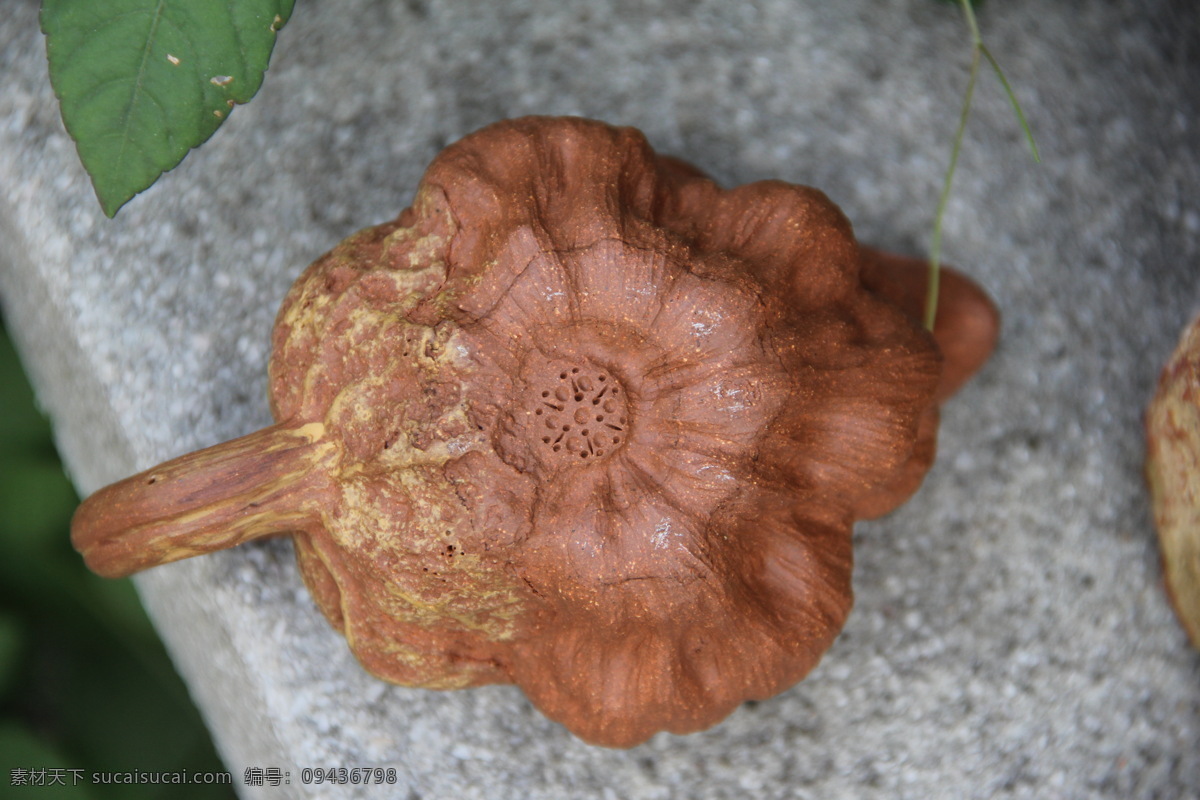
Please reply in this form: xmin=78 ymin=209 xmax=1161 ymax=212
xmin=71 ymin=116 xmax=999 ymax=747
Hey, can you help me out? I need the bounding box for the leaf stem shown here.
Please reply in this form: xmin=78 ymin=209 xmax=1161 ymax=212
xmin=960 ymin=0 xmax=983 ymax=45
xmin=924 ymin=0 xmax=1039 ymax=331
xmin=981 ymin=45 xmax=1041 ymax=163
xmin=926 ymin=15 xmax=979 ymax=331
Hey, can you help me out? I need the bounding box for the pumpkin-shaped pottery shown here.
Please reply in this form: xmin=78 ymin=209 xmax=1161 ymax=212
xmin=73 ymin=116 xmax=998 ymax=747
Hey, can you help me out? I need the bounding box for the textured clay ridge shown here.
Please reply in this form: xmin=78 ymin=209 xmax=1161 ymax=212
xmin=70 ymin=116 xmax=999 ymax=747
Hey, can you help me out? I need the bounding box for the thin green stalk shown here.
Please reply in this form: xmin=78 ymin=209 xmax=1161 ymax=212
xmin=960 ymin=0 xmax=983 ymax=43
xmin=926 ymin=43 xmax=980 ymax=331
xmin=925 ymin=0 xmax=1039 ymax=331
xmin=981 ymin=45 xmax=1041 ymax=163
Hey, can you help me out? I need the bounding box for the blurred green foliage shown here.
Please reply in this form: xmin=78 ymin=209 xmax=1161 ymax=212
xmin=0 ymin=319 xmax=234 ymax=798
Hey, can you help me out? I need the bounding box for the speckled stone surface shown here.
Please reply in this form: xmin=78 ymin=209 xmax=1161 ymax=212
xmin=1 ymin=0 xmax=1198 ymax=797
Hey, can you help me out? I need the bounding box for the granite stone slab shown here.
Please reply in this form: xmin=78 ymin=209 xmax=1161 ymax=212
xmin=1 ymin=0 xmax=1198 ymax=797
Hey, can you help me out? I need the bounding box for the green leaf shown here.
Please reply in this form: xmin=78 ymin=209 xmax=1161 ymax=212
xmin=41 ymin=0 xmax=295 ymax=217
